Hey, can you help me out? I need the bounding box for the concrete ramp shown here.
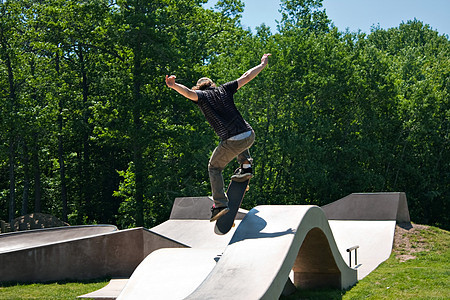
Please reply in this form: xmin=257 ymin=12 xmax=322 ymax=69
xmin=169 ymin=196 xmax=247 ymax=220
xmin=322 ymin=192 xmax=410 ymax=222
xmin=151 ymin=196 xmax=248 ymax=249
xmin=117 ymin=249 xmax=220 ymax=300
xmin=117 ymin=205 xmax=357 ymax=299
xmin=0 ymin=227 xmax=187 ymax=283
xmin=185 ymin=206 xmax=357 ymax=300
xmin=151 ymin=220 xmax=241 ymax=249
xmin=328 ymin=220 xmax=396 ymax=280
xmin=0 ymin=225 xmax=117 ymax=253
xmin=321 ymin=192 xmax=410 ymax=280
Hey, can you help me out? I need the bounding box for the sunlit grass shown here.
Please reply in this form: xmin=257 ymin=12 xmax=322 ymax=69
xmin=0 ymin=279 xmax=109 ymax=300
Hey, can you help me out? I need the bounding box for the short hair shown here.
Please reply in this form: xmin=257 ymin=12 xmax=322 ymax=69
xmin=192 ymin=77 xmax=216 ymax=90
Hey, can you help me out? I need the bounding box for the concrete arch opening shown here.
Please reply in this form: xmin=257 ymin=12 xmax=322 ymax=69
xmin=293 ymin=227 xmax=341 ymax=289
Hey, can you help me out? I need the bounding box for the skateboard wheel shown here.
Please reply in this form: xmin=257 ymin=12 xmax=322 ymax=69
xmin=232 ymin=223 xmax=235 ymax=227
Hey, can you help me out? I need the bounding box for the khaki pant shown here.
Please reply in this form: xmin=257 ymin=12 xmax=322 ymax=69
xmin=208 ymin=131 xmax=255 ymax=208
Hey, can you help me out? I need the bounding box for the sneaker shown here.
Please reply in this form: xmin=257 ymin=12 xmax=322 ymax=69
xmin=210 ymin=206 xmax=229 ymax=222
xmin=231 ymin=166 xmax=253 ymax=182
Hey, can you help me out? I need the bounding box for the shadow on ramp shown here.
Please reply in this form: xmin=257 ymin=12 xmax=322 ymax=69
xmin=229 ymin=209 xmax=296 ymax=244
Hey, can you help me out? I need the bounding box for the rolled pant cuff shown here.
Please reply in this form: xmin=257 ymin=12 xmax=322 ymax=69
xmin=213 ymin=197 xmax=228 ymax=208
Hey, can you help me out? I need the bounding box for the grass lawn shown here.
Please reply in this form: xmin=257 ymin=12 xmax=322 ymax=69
xmin=0 ymin=279 xmax=109 ymax=300
xmin=1 ymin=224 xmax=448 ymax=300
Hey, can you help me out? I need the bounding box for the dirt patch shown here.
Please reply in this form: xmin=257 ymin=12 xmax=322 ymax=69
xmin=393 ymin=223 xmax=429 ymax=262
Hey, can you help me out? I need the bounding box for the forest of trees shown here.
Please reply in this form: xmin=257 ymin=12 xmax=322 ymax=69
xmin=1 ymin=0 xmax=448 ymax=230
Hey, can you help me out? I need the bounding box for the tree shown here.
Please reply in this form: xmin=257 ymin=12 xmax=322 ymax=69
xmin=0 ymin=0 xmax=24 ymax=223
xmin=279 ymin=0 xmax=330 ymax=33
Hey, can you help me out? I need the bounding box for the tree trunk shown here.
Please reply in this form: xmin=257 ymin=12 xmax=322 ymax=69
xmin=2 ymin=27 xmax=17 ymax=224
xmin=8 ymin=140 xmax=16 ymax=224
xmin=58 ymin=132 xmax=68 ymax=222
xmin=29 ymin=59 xmax=42 ymax=213
xmin=21 ymin=141 xmax=30 ymax=215
xmin=79 ymin=46 xmax=91 ymax=221
xmin=132 ymin=41 xmax=144 ymax=227
xmin=32 ymin=132 xmax=42 ymax=212
xmin=55 ymin=52 xmax=68 ymax=222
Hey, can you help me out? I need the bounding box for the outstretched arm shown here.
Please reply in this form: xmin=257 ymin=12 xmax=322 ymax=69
xmin=165 ymin=75 xmax=198 ymax=101
xmin=237 ymin=53 xmax=271 ymax=90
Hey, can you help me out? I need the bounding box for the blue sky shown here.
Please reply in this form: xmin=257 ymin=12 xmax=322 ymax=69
xmin=205 ymin=0 xmax=449 ymax=36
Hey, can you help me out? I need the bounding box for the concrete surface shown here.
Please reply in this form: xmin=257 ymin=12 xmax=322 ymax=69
xmin=322 ymin=192 xmax=410 ymax=222
xmin=117 ymin=206 xmax=356 ymax=300
xmin=0 ymin=192 xmax=411 ymax=299
xmin=170 ymin=196 xmax=247 ymax=220
xmin=117 ymin=249 xmax=220 ymax=300
xmin=79 ymin=278 xmax=129 ymax=300
xmin=151 ymin=220 xmax=241 ymax=249
xmin=0 ymin=227 xmax=187 ymax=282
xmin=328 ymin=220 xmax=396 ymax=280
xmin=185 ymin=206 xmax=357 ymax=300
xmin=321 ymin=193 xmax=408 ymax=280
xmin=0 ymin=225 xmax=117 ymax=253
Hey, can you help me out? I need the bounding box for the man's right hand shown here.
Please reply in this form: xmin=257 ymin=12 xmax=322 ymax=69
xmin=165 ymin=75 xmax=176 ymax=88
xmin=165 ymin=75 xmax=198 ymax=101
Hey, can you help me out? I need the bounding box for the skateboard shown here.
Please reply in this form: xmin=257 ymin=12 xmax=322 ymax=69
xmin=214 ymin=179 xmax=249 ymax=235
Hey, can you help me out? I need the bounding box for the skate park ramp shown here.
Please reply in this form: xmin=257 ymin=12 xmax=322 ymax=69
xmin=151 ymin=196 xmax=247 ymax=249
xmin=0 ymin=226 xmax=187 ymax=283
xmin=0 ymin=225 xmax=117 ymax=254
xmin=116 ymin=205 xmax=357 ymax=299
xmin=80 ymin=197 xmax=243 ymax=299
xmin=107 ymin=192 xmax=410 ymax=300
xmin=321 ymin=192 xmax=410 ymax=222
xmin=0 ymin=192 xmax=409 ymax=298
xmin=323 ymin=192 xmax=410 ymax=279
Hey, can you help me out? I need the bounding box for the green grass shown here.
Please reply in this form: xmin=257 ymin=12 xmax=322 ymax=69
xmin=0 ymin=225 xmax=448 ymax=300
xmin=0 ymin=279 xmax=109 ymax=300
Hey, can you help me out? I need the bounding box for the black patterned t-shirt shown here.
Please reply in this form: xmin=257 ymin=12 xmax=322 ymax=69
xmin=194 ymin=80 xmax=252 ymax=141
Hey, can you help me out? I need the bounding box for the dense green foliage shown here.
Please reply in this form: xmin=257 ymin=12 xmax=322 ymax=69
xmin=1 ymin=0 xmax=448 ymax=229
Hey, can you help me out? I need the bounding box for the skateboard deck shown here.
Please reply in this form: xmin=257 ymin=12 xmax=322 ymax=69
xmin=214 ymin=179 xmax=249 ymax=235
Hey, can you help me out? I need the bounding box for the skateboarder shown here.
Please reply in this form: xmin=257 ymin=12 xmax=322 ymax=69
xmin=165 ymin=53 xmax=271 ymax=222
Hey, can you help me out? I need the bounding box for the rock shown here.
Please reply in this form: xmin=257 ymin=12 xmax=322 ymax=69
xmin=12 ymin=213 xmax=69 ymax=231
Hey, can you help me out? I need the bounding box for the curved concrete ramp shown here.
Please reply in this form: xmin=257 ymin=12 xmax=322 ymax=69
xmin=117 ymin=206 xmax=356 ymax=299
xmin=320 ymin=192 xmax=410 ymax=280
xmin=328 ymin=220 xmax=396 ymax=280
xmin=151 ymin=196 xmax=248 ymax=249
xmin=117 ymin=249 xmax=219 ymax=300
xmin=186 ymin=206 xmax=357 ymax=300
